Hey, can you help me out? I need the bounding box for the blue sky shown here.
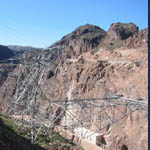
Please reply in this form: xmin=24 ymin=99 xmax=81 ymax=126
xmin=0 ymin=0 xmax=148 ymax=48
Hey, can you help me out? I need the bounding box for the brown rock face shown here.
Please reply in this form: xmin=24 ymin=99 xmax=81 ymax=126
xmin=123 ymin=28 xmax=148 ymax=48
xmin=50 ymin=24 xmax=106 ymax=61
xmin=105 ymin=111 xmax=148 ymax=150
xmin=106 ymin=22 xmax=138 ymax=42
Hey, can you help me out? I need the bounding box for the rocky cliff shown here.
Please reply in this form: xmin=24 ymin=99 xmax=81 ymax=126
xmin=123 ymin=28 xmax=148 ymax=48
xmin=50 ymin=24 xmax=106 ymax=62
xmin=106 ymin=22 xmax=138 ymax=42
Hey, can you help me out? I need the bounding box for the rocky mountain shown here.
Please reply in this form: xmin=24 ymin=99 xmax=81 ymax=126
xmin=7 ymin=45 xmax=43 ymax=53
xmin=123 ymin=28 xmax=148 ymax=48
xmin=106 ymin=22 xmax=138 ymax=42
xmin=0 ymin=22 xmax=148 ymax=150
xmin=0 ymin=44 xmax=42 ymax=61
xmin=0 ymin=45 xmax=14 ymax=61
xmin=50 ymin=24 xmax=106 ymax=62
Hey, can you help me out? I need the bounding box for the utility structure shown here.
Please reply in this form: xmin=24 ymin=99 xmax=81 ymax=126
xmin=0 ymin=50 xmax=148 ymax=148
xmin=49 ymin=96 xmax=147 ymax=129
xmin=0 ymin=48 xmax=60 ymax=144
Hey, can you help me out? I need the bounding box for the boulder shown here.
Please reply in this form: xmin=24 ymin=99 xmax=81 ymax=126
xmin=106 ymin=22 xmax=138 ymax=42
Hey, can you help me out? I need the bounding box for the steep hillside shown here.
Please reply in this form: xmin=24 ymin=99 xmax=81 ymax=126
xmin=0 ymin=115 xmax=82 ymax=150
xmin=0 ymin=44 xmax=42 ymax=61
xmin=50 ymin=24 xmax=106 ymax=62
xmin=123 ymin=28 xmax=148 ymax=48
xmin=0 ymin=45 xmax=14 ymax=61
xmin=0 ymin=116 xmax=44 ymax=150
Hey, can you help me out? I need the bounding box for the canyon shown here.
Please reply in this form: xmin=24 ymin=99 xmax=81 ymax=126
xmin=0 ymin=22 xmax=148 ymax=150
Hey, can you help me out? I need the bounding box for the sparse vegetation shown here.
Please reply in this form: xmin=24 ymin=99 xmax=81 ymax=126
xmin=40 ymin=91 xmax=48 ymax=101
xmin=0 ymin=115 xmax=43 ymax=150
xmin=105 ymin=40 xmax=123 ymax=51
xmin=82 ymin=32 xmax=101 ymax=41
xmin=0 ymin=115 xmax=82 ymax=150
xmin=92 ymin=45 xmax=100 ymax=54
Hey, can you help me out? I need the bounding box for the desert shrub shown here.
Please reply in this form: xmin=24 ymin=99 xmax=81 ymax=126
xmin=105 ymin=40 xmax=123 ymax=51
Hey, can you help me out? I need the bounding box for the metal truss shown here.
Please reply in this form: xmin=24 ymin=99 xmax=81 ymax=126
xmin=0 ymin=50 xmax=58 ymax=143
xmin=48 ymin=97 xmax=148 ymax=137
xmin=0 ymin=51 xmax=148 ymax=146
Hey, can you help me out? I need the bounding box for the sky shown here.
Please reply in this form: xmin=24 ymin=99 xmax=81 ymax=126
xmin=0 ymin=0 xmax=148 ymax=48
